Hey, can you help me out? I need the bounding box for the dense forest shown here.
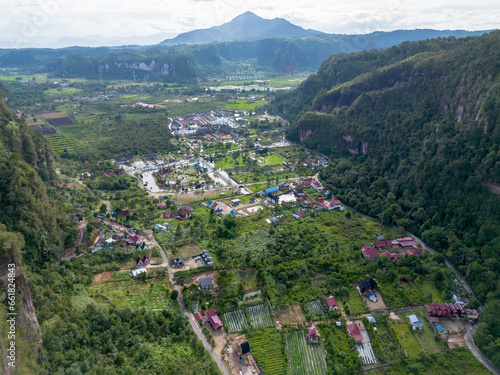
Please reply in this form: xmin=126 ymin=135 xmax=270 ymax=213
xmin=271 ymin=31 xmax=500 ymax=365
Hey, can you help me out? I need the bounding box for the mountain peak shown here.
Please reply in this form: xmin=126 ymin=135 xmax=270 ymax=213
xmin=160 ymin=12 xmax=318 ymax=45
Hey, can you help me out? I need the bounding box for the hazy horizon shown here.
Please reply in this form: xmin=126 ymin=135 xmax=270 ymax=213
xmin=1 ymin=0 xmax=498 ymax=48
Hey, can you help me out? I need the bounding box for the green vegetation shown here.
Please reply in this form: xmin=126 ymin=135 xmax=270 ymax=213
xmin=365 ymin=315 xmax=404 ymax=363
xmin=285 ymin=330 xmax=327 ymax=375
xmin=273 ymin=31 xmax=500 ymax=366
xmin=317 ymin=323 xmax=362 ymax=374
xmin=247 ymin=328 xmax=287 ymax=375
xmin=390 ymin=317 xmax=423 ymax=356
xmin=217 ymin=99 xmax=269 ymax=110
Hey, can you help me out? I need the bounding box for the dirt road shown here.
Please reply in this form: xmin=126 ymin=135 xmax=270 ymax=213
xmin=148 ymin=233 xmax=230 ymax=375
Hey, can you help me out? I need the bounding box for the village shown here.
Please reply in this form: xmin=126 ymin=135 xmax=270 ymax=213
xmin=51 ymin=90 xmax=486 ymax=375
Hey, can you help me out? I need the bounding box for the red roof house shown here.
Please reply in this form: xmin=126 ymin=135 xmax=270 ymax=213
xmin=162 ymin=211 xmax=172 ymax=218
xmin=348 ymin=323 xmax=363 ymax=342
xmin=121 ymin=210 xmax=131 ymax=217
xmin=399 ymin=240 xmax=417 ymax=248
xmin=157 ymin=204 xmax=167 ymax=209
xmin=397 ymin=237 xmax=413 ymax=242
xmin=194 ymin=312 xmax=203 ymax=322
xmin=326 ymin=296 xmax=339 ymax=310
xmin=176 ymin=207 xmax=192 ymax=221
xmin=308 ymin=327 xmax=318 ymax=343
xmin=135 ymin=255 xmax=150 ymax=266
xmin=406 ymin=248 xmax=422 ymax=255
xmin=130 ymin=235 xmax=142 ymax=244
xmin=374 ymin=241 xmax=387 ymax=248
xmin=425 ymin=303 xmax=451 ymax=317
xmin=205 ymin=309 xmax=222 ymax=330
xmin=362 ymin=247 xmax=378 ymax=259
xmin=380 ymin=251 xmax=398 ymax=259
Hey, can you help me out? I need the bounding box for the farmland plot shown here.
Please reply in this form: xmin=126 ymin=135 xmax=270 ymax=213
xmin=221 ymin=309 xmax=249 ymax=333
xmin=303 ymin=301 xmax=326 ymax=319
xmin=286 ymin=330 xmax=328 ymax=375
xmin=247 ymin=329 xmax=287 ymax=375
xmin=246 ymin=303 xmax=274 ymax=329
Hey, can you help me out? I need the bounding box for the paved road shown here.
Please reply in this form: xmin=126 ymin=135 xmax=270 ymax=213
xmin=148 ymin=233 xmax=230 ymax=375
xmin=465 ymin=325 xmax=500 ymax=375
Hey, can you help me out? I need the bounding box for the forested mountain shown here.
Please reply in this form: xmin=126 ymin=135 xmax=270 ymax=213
xmin=160 ymin=11 xmax=321 ymax=45
xmin=271 ymin=31 xmax=500 ymax=365
xmin=0 ymin=82 xmax=65 ymax=266
xmin=0 ymin=12 xmax=487 ymax=78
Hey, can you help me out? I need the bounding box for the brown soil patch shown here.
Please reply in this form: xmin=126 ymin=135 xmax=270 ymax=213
xmin=447 ymin=333 xmax=466 ymax=349
xmin=389 ymin=312 xmax=400 ymax=320
xmin=439 ymin=319 xmax=465 ymax=334
xmin=93 ymin=271 xmax=114 ymax=283
xmin=365 ymin=291 xmax=387 ymax=311
xmin=275 ymin=304 xmax=307 ymax=326
xmin=177 ymin=244 xmax=201 ymax=258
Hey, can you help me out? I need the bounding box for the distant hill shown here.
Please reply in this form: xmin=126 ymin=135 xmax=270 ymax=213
xmin=160 ymin=11 xmax=322 ymax=45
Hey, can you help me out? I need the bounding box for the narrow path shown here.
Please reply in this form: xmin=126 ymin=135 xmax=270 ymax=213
xmin=148 ymin=233 xmax=230 ymax=375
xmin=465 ymin=325 xmax=500 ymax=375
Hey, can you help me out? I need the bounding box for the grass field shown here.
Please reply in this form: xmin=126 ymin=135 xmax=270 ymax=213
xmin=215 ymin=155 xmax=248 ymax=170
xmin=217 ymin=99 xmax=269 ymax=111
xmin=345 ymin=289 xmax=369 ymax=316
xmin=246 ymin=303 xmax=274 ymax=329
xmin=286 ymin=330 xmax=328 ymax=375
xmin=92 ymin=278 xmax=173 ymax=312
xmin=366 ymin=315 xmax=404 ymax=363
xmin=247 ymin=328 xmax=287 ymax=375
xmin=44 ymin=88 xmax=82 ymax=94
xmin=261 ymin=153 xmax=287 ymax=165
xmin=390 ymin=317 xmax=423 ymax=356
xmin=177 ymin=244 xmax=201 ymax=258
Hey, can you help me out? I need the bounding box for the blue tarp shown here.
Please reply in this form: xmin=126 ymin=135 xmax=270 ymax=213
xmin=260 ymin=186 xmax=278 ymax=194
xmin=230 ymin=210 xmax=237 ymax=215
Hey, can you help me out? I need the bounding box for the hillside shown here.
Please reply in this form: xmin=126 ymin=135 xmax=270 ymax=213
xmin=272 ymin=31 xmax=500 ymax=366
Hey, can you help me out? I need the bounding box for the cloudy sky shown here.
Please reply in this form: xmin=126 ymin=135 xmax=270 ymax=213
xmin=1 ymin=0 xmax=498 ymax=47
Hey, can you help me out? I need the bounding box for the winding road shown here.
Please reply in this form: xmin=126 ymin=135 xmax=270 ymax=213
xmin=148 ymin=233 xmax=230 ymax=375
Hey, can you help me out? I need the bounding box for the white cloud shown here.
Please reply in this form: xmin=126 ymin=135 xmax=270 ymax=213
xmin=0 ymin=0 xmax=498 ymax=47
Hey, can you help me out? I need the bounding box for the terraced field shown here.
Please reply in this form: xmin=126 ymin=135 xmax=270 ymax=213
xmin=286 ymin=330 xmax=328 ymax=375
xmin=49 ymin=133 xmax=84 ymax=153
xmin=246 ymin=303 xmax=274 ymax=329
xmin=221 ymin=309 xmax=249 ymax=333
xmin=303 ymin=301 xmax=326 ymax=319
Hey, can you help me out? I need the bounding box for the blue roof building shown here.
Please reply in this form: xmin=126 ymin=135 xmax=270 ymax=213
xmin=260 ymin=186 xmax=279 ymax=195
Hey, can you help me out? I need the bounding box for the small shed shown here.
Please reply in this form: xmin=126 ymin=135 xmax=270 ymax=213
xmin=409 ymin=314 xmax=423 ymax=330
xmin=194 ymin=312 xmax=203 ymax=322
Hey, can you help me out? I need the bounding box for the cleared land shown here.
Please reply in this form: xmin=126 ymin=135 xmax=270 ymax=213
xmin=286 ymin=330 xmax=328 ymax=375
xmin=276 ymin=304 xmax=307 ymax=325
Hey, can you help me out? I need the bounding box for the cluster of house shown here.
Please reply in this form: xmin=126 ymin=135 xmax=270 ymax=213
xmin=361 ymin=237 xmax=423 ymax=260
xmin=425 ymin=303 xmax=479 ymax=320
xmin=170 ymin=111 xmax=227 ymax=136
xmin=282 ymin=155 xmax=329 ymax=171
xmin=91 ymin=230 xmax=149 ymax=254
xmin=102 ymin=171 xmax=125 ymax=177
xmin=206 ymin=200 xmax=224 ymax=215
xmin=194 ymin=309 xmax=222 ymax=330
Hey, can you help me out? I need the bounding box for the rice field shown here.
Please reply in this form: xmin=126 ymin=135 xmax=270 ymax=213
xmin=221 ymin=309 xmax=249 ymax=333
xmin=246 ymin=303 xmax=274 ymax=329
xmin=286 ymin=330 xmax=328 ymax=375
xmin=303 ymin=301 xmax=326 ymax=319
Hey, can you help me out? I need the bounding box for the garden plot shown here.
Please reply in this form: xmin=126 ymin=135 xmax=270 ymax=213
xmin=355 ymin=329 xmax=377 ymax=365
xmin=286 ymin=330 xmax=328 ymax=375
xmin=303 ymin=301 xmax=326 ymax=319
xmin=246 ymin=303 xmax=274 ymax=329
xmin=221 ymin=309 xmax=249 ymax=333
